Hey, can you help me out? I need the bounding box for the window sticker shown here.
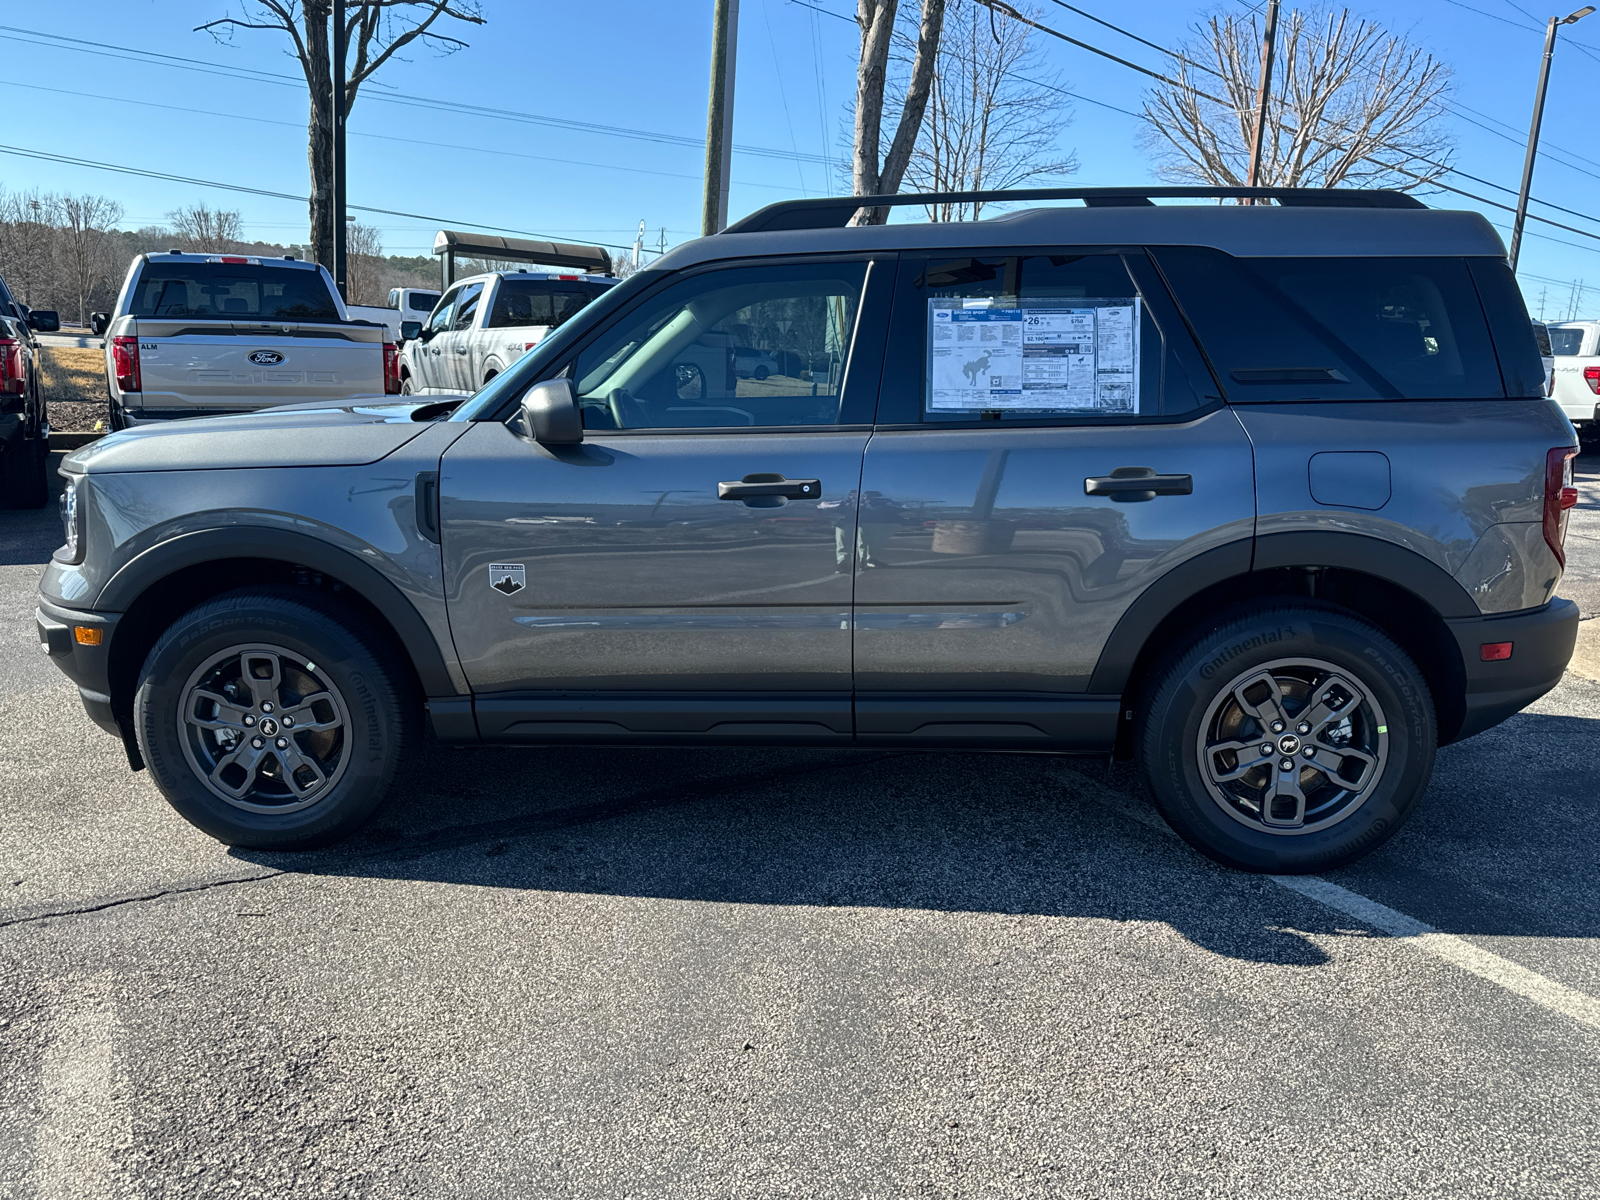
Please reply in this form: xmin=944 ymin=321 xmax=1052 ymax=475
xmin=927 ymin=298 xmax=1140 ymax=413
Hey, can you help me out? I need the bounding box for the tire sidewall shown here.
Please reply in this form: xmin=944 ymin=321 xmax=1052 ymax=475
xmin=1141 ymin=603 xmax=1436 ymax=873
xmin=135 ymin=591 xmax=400 ymax=849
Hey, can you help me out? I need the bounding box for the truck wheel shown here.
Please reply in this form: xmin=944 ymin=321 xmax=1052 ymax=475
xmin=754 ymin=365 xmax=771 ymax=380
xmin=108 ymin=394 xmax=128 ymax=432
xmin=134 ymin=587 xmax=410 ymax=850
xmin=400 ymin=374 xmax=415 ymax=395
xmin=1137 ymin=601 xmax=1436 ymax=873
xmin=1 ymin=428 xmax=49 ymax=509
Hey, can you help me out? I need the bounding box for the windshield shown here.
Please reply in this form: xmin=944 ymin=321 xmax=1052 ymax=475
xmin=450 ymin=269 xmax=663 ymax=421
xmin=131 ymin=262 xmax=340 ymax=321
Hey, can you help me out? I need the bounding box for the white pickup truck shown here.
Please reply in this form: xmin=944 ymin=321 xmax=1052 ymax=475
xmin=398 ymin=270 xmax=614 ymax=394
xmin=94 ymin=252 xmax=400 ymax=428
xmin=1545 ymin=320 xmax=1600 ymax=446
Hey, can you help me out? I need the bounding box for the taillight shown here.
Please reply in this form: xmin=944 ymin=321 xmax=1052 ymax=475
xmin=111 ymin=335 xmax=141 ymax=393
xmin=1584 ymin=366 xmax=1600 ymax=395
xmin=0 ymin=337 xmax=21 ymax=395
xmin=382 ymin=342 xmax=401 ymax=394
xmin=1544 ymin=446 xmax=1579 ymax=567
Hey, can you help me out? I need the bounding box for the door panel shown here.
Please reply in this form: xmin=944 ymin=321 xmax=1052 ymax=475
xmin=853 ymin=408 xmax=1255 ymax=695
xmin=439 ymin=420 xmax=867 ymax=699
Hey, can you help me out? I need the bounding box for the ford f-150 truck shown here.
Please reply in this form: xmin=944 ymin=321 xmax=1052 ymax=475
xmin=96 ymin=252 xmax=400 ymax=427
xmin=399 ymin=270 xmax=613 ymax=394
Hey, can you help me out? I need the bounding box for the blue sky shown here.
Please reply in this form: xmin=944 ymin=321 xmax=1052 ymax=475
xmin=4 ymin=0 xmax=1600 ymax=315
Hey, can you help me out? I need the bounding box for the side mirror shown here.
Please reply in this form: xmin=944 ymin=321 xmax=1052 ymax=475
xmin=519 ymin=378 xmax=583 ymax=445
xmin=27 ymin=310 xmax=60 ymax=333
xmin=89 ymin=312 xmax=109 ymax=337
xmin=399 ymin=320 xmax=422 ymax=342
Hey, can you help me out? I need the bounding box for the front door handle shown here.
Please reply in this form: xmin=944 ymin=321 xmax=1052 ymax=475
xmin=717 ymin=472 xmax=821 ymax=506
xmin=1084 ymin=466 xmax=1193 ymax=502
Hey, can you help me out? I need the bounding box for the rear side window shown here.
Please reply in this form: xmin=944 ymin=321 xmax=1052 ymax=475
xmin=1532 ymin=323 xmax=1553 ymax=357
xmin=489 ymin=279 xmax=610 ymax=329
xmin=409 ymin=292 xmax=440 ymax=313
xmin=130 ymin=263 xmax=339 ymax=321
xmin=875 ymin=249 xmax=1215 ymax=425
xmin=1153 ymin=249 xmax=1503 ymax=401
xmin=1548 ymin=327 xmax=1586 ymax=356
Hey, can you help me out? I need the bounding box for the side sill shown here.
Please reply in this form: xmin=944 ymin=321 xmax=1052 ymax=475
xmin=856 ymin=693 xmax=1120 ymax=751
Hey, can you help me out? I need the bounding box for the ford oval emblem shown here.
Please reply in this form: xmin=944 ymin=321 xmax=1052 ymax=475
xmin=248 ymin=350 xmax=285 ymax=366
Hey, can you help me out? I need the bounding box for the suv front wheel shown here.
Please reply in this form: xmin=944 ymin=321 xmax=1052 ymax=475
xmin=134 ymin=587 xmax=409 ymax=849
xmin=1138 ymin=601 xmax=1436 ymax=873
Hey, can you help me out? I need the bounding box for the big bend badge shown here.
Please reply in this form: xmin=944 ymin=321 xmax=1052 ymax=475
xmin=488 ymin=563 xmax=526 ymax=596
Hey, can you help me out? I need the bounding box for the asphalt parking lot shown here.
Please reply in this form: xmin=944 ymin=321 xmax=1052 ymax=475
xmin=3 ymin=453 xmax=1600 ymax=1198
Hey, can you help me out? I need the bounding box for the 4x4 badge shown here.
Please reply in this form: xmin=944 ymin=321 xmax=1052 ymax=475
xmin=488 ymin=563 xmax=526 ymax=595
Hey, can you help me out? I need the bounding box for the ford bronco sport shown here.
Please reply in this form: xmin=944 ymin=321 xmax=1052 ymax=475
xmin=37 ymin=187 xmax=1580 ymax=873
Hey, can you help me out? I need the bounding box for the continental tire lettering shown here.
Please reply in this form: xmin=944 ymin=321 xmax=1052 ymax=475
xmin=1198 ymin=626 xmax=1299 ymax=680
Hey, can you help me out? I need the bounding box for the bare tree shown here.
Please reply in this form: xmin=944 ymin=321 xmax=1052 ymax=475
xmin=197 ymin=1 xmax=484 ymax=270
xmin=56 ymin=195 xmax=126 ymax=326
xmin=852 ymin=0 xmax=948 ymax=224
xmin=894 ymin=0 xmax=1076 ymax=220
xmin=345 ymin=220 xmax=385 ymax=304
xmin=166 ymin=202 xmax=244 ymax=252
xmin=1141 ymin=5 xmax=1452 ymax=191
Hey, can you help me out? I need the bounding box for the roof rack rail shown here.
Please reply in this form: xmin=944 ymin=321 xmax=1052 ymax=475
xmin=721 ymin=186 xmax=1425 ymax=235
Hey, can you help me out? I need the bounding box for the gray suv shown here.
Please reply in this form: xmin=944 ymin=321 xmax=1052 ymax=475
xmin=36 ymin=187 xmax=1580 ymax=873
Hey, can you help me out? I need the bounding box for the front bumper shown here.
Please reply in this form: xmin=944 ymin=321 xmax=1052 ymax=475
xmin=36 ymin=599 xmax=122 ymax=739
xmin=1447 ymin=597 xmax=1579 ymax=742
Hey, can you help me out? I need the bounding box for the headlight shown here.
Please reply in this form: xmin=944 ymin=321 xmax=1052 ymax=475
xmin=57 ymin=476 xmax=81 ymax=563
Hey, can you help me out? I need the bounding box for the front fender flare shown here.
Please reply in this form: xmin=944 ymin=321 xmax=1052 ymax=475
xmin=98 ymin=526 xmax=459 ymax=696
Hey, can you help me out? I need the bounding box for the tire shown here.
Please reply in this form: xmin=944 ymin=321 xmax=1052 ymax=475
xmin=108 ymin=393 xmax=128 ymax=432
xmin=754 ymin=365 xmax=770 ymax=380
xmin=134 ymin=587 xmax=410 ymax=850
xmin=1137 ymin=601 xmax=1436 ymax=873
xmin=0 ymin=428 xmax=49 ymax=509
xmin=400 ymin=374 xmax=415 ymax=396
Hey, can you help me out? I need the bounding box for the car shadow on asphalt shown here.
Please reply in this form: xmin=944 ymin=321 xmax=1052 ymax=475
xmin=225 ymin=698 xmax=1600 ymax=968
xmin=0 ymin=452 xmax=68 ymax=566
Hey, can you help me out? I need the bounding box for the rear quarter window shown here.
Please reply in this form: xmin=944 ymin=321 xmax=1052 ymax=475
xmin=130 ymin=262 xmax=339 ymax=321
xmin=1152 ymin=248 xmax=1506 ymax=401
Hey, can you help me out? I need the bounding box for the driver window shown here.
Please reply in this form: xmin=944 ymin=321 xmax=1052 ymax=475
xmin=451 ymin=282 xmax=484 ymax=332
xmin=425 ymin=287 xmax=459 ymax=336
xmin=570 ymin=261 xmax=867 ymax=429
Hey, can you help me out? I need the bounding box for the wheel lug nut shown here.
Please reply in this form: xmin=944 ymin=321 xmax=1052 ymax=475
xmin=261 ymin=702 xmax=274 ymax=713
xmin=1280 ymin=759 xmax=1294 ymax=771
xmin=275 ymin=738 xmax=287 ymax=749
xmin=1297 ymin=723 xmax=1310 ymax=734
xmin=282 ymin=716 xmax=294 ymax=728
xmin=243 ymin=715 xmax=254 ymax=726
xmin=252 ymin=737 xmax=264 ymax=749
xmin=1260 ymin=744 xmax=1273 ymax=756
xmin=1303 ymin=746 xmax=1316 ymax=758
xmin=1270 ymin=721 xmax=1284 ymax=733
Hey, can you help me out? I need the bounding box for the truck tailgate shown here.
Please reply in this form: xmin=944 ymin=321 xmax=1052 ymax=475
xmin=132 ymin=320 xmax=385 ymax=411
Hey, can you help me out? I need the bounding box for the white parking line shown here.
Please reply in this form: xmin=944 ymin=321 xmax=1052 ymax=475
xmin=31 ymin=997 xmax=125 ymax=1199
xmin=1272 ymin=875 xmax=1600 ymax=1032
xmin=1071 ymin=768 xmax=1600 ymax=1033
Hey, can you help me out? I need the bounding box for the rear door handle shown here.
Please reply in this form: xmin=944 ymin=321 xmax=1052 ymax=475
xmin=717 ymin=473 xmax=821 ymax=505
xmin=1084 ymin=466 xmax=1193 ymax=501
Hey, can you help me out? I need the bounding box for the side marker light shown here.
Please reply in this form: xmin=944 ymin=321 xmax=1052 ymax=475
xmin=1480 ymin=641 xmax=1514 ymax=662
xmin=73 ymin=627 xmax=103 ymax=646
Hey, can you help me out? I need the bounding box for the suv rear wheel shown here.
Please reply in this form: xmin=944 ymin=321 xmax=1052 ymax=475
xmin=134 ymin=587 xmax=408 ymax=849
xmin=1138 ymin=601 xmax=1436 ymax=873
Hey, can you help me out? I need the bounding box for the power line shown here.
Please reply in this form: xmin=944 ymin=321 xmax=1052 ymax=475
xmin=0 ymin=142 xmax=642 ymax=254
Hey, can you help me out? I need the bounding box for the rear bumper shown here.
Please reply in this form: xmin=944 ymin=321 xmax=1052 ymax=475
xmin=36 ymin=599 xmax=122 ymax=739
xmin=1447 ymin=597 xmax=1579 ymax=742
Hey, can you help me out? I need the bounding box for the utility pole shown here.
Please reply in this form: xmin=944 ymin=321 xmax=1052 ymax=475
xmin=1511 ymin=6 xmax=1594 ymax=272
xmin=331 ymin=0 xmax=349 ymax=299
xmin=1245 ymin=0 xmax=1281 ymax=197
xmin=702 ymin=0 xmax=740 ymax=236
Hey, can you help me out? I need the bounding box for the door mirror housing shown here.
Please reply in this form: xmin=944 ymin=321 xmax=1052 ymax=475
xmin=26 ymin=309 xmax=60 ymax=333
xmin=399 ymin=319 xmax=422 ymax=342
xmin=89 ymin=312 xmax=109 ymax=336
xmin=518 ymin=378 xmax=583 ymax=445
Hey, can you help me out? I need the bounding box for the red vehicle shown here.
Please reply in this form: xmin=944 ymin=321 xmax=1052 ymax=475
xmin=0 ymin=271 xmax=55 ymax=508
